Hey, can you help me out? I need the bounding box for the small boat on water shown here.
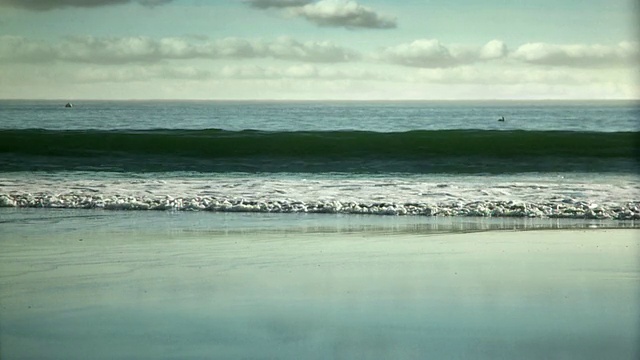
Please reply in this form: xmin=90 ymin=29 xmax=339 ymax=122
xmin=65 ymin=103 xmax=73 ymax=108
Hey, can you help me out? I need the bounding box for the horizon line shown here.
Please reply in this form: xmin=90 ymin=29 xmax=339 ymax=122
xmin=1 ymin=98 xmax=638 ymax=102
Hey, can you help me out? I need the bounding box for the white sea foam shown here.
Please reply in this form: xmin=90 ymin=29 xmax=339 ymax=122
xmin=1 ymin=173 xmax=638 ymax=219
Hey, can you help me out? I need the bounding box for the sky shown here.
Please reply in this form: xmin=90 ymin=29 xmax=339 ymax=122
xmin=0 ymin=0 xmax=638 ymax=100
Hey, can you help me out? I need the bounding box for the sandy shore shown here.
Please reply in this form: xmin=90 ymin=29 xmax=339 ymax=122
xmin=1 ymin=226 xmax=638 ymax=359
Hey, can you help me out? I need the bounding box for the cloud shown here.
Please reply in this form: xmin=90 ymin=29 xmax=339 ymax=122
xmin=0 ymin=35 xmax=359 ymax=64
xmin=2 ymin=58 xmax=636 ymax=100
xmin=378 ymin=39 xmax=640 ymax=69
xmin=218 ymin=64 xmax=380 ymax=80
xmin=246 ymin=0 xmax=397 ymax=29
xmin=70 ymin=65 xmax=211 ymax=83
xmin=4 ymin=35 xmax=636 ymax=72
xmin=511 ymin=41 xmax=639 ymax=67
xmin=0 ymin=35 xmax=55 ymax=62
xmin=265 ymin=37 xmax=358 ymax=62
xmin=478 ymin=40 xmax=508 ymax=60
xmin=380 ymin=39 xmax=454 ymax=68
xmin=245 ymin=0 xmax=312 ymax=9
xmin=0 ymin=0 xmax=172 ymax=11
xmin=3 ymin=62 xmax=380 ymax=84
xmin=138 ymin=0 xmax=171 ymax=6
xmin=292 ymin=0 xmax=396 ymax=29
xmin=410 ymin=66 xmax=614 ymax=86
xmin=376 ymin=39 xmax=508 ymax=68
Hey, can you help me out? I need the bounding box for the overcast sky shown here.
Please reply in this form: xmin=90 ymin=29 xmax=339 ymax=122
xmin=0 ymin=0 xmax=637 ymax=100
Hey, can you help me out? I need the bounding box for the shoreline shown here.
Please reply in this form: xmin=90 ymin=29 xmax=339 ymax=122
xmin=1 ymin=208 xmax=638 ymax=238
xmin=1 ymin=223 xmax=639 ymax=359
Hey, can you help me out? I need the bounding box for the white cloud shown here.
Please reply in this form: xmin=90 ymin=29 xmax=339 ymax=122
xmin=293 ymin=0 xmax=396 ymax=29
xmin=411 ymin=66 xmax=615 ymax=86
xmin=245 ymin=0 xmax=312 ymax=9
xmin=479 ymin=40 xmax=508 ymax=60
xmin=511 ymin=41 xmax=639 ymax=67
xmin=284 ymin=64 xmax=317 ymax=77
xmin=378 ymin=39 xmax=640 ymax=69
xmin=379 ymin=39 xmax=454 ymax=68
xmin=244 ymin=0 xmax=397 ymax=30
xmin=22 ymin=62 xmax=382 ymax=83
xmin=0 ymin=35 xmax=54 ymax=62
xmin=69 ymin=65 xmax=211 ymax=83
xmin=58 ymin=36 xmax=160 ymax=63
xmin=218 ymin=64 xmax=380 ymax=81
xmin=4 ymin=35 xmax=637 ymax=72
xmin=138 ymin=0 xmax=171 ymax=6
xmin=0 ymin=0 xmax=172 ymax=11
xmin=2 ymin=60 xmax=636 ymax=100
xmin=1 ymin=34 xmax=636 ymax=100
xmin=377 ymin=39 xmax=508 ymax=68
xmin=266 ymin=37 xmax=358 ymax=62
xmin=0 ymin=35 xmax=359 ymax=64
xmin=220 ymin=65 xmax=270 ymax=79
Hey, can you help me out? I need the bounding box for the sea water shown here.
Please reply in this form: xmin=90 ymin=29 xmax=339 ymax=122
xmin=1 ymin=100 xmax=639 ymax=360
xmin=1 ymin=100 xmax=638 ymax=132
xmin=0 ymin=100 xmax=638 ymax=222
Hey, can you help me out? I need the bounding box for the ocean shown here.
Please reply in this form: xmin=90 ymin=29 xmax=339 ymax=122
xmin=0 ymin=100 xmax=638 ymax=222
xmin=2 ymin=100 xmax=640 ymax=359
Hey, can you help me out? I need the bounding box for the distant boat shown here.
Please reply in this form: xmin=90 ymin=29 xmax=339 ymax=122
xmin=65 ymin=103 xmax=73 ymax=108
xmin=498 ymin=116 xmax=505 ymax=122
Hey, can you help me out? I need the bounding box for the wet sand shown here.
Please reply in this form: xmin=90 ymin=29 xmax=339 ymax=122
xmin=1 ymin=226 xmax=639 ymax=359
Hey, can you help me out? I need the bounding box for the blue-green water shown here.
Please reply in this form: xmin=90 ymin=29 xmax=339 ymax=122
xmin=0 ymin=100 xmax=638 ymax=219
xmin=1 ymin=100 xmax=638 ymax=132
xmin=1 ymin=100 xmax=639 ymax=359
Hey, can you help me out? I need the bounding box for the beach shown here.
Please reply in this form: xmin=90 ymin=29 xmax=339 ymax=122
xmin=2 ymin=0 xmax=638 ymax=357
xmin=1 ymin=210 xmax=638 ymax=359
xmin=1 ymin=101 xmax=638 ymax=358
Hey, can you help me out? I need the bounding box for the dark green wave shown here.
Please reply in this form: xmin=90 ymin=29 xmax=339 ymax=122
xmin=1 ymin=129 xmax=638 ymax=173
